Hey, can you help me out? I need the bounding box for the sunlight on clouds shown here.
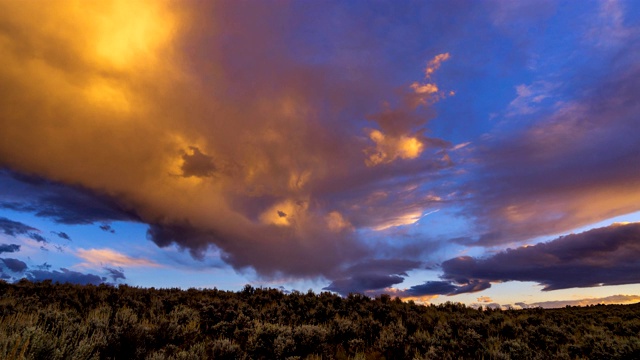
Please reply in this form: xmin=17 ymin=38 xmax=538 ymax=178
xmin=364 ymin=52 xmax=451 ymax=167
xmin=288 ymin=170 xmax=312 ymax=191
xmin=326 ymin=211 xmax=352 ymax=232
xmin=383 ymin=288 xmax=439 ymax=304
xmin=425 ymin=53 xmax=450 ymax=78
xmin=372 ymin=210 xmax=423 ymax=231
xmin=84 ymin=80 xmax=132 ymax=113
xmin=365 ymin=130 xmax=424 ymax=166
xmin=88 ymin=0 xmax=178 ymax=70
xmin=410 ymin=82 xmax=439 ymax=95
xmin=259 ymin=199 xmax=308 ymax=227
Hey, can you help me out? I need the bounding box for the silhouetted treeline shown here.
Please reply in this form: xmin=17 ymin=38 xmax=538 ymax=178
xmin=1 ymin=280 xmax=639 ymax=359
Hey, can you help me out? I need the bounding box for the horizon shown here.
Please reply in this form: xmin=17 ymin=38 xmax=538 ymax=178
xmin=1 ymin=0 xmax=640 ymax=310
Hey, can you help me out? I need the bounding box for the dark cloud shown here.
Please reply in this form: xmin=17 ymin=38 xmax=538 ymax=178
xmin=0 ymin=169 xmax=139 ymax=225
xmin=324 ymin=274 xmax=405 ymax=296
xmin=1 ymin=257 xmax=27 ymax=272
xmin=35 ymin=262 xmax=52 ymax=271
xmin=0 ymin=243 xmax=20 ymax=253
xmin=403 ymin=279 xmax=491 ymax=297
xmin=405 ymin=281 xmax=458 ymax=296
xmin=52 ymin=231 xmax=71 ymax=240
xmin=148 ymin=219 xmax=369 ymax=280
xmin=29 ymin=232 xmax=47 ymax=243
xmin=0 ymin=217 xmax=37 ymax=237
xmin=345 ymin=259 xmax=421 ymax=277
xmin=181 ymin=147 xmax=216 ymax=178
xmin=104 ymin=267 xmax=126 ymax=282
xmin=99 ymin=224 xmax=115 ymax=233
xmin=438 ymin=222 xmax=640 ymax=294
xmin=27 ymin=268 xmax=106 ymax=285
xmin=323 ymin=259 xmax=420 ymax=296
xmin=146 ymin=222 xmax=217 ymax=261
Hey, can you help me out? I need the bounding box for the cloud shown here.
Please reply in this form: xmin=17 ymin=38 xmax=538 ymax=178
xmin=0 ymin=244 xmax=20 ymax=254
xmin=52 ymin=231 xmax=71 ymax=241
xmin=99 ymin=224 xmax=115 ymax=233
xmin=424 ymin=53 xmax=451 ymax=78
xmin=323 ymin=259 xmax=420 ymax=296
xmin=27 ymin=268 xmax=106 ymax=286
xmin=460 ymin=49 xmax=640 ymax=246
xmin=0 ymin=257 xmax=27 ymax=272
xmin=364 ymin=53 xmax=452 ymax=167
xmin=0 ymin=217 xmax=37 ymax=237
xmin=181 ymin=147 xmax=216 ymax=178
xmin=404 ymin=281 xmax=458 ymax=296
xmin=325 ymin=274 xmax=405 ymax=296
xmin=0 ymin=170 xmax=138 ymax=225
xmin=76 ymin=248 xmax=160 ymax=268
xmin=0 ymin=1 xmax=456 ymax=284
xmin=439 ymin=222 xmax=640 ymax=294
xmin=29 ymin=233 xmax=47 ymax=243
xmin=518 ymin=294 xmax=640 ymax=309
xmin=0 ymin=216 xmax=46 ymax=243
xmin=506 ymin=81 xmax=559 ymax=116
xmin=104 ymin=267 xmax=126 ymax=282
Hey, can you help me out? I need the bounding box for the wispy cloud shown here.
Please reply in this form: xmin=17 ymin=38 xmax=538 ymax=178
xmin=76 ymin=248 xmax=161 ymax=269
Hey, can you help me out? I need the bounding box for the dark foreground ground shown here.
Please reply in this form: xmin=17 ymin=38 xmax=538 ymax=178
xmin=1 ymin=280 xmax=639 ymax=359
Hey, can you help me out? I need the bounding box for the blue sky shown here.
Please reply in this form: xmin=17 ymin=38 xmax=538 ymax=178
xmin=1 ymin=0 xmax=640 ymax=308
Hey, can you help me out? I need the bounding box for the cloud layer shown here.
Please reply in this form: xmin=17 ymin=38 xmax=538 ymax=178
xmin=406 ymin=222 xmax=640 ymax=296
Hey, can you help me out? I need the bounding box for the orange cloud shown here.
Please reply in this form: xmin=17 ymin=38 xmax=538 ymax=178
xmin=76 ymin=248 xmax=160 ymax=268
xmin=425 ymin=53 xmax=450 ymax=78
xmin=371 ymin=210 xmax=424 ymax=231
xmin=365 ymin=129 xmax=425 ymax=166
xmin=0 ymin=2 xmax=450 ymax=279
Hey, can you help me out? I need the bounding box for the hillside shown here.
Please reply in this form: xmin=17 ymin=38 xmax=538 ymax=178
xmin=1 ymin=280 xmax=639 ymax=359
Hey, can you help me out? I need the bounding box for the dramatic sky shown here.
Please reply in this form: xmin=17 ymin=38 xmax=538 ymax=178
xmin=1 ymin=0 xmax=639 ymax=308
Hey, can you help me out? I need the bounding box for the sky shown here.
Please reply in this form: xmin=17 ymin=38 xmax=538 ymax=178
xmin=1 ymin=0 xmax=640 ymax=309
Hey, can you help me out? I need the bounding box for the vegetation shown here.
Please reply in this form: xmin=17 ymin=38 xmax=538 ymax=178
xmin=1 ymin=280 xmax=639 ymax=359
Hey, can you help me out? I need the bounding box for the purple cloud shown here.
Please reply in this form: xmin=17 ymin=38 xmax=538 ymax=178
xmin=27 ymin=268 xmax=106 ymax=286
xmin=0 ymin=217 xmax=37 ymax=237
xmin=1 ymin=257 xmax=27 ymax=272
xmin=437 ymin=222 xmax=640 ymax=294
xmin=0 ymin=243 xmax=20 ymax=254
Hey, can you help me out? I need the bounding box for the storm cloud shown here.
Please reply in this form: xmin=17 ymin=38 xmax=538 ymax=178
xmin=0 ymin=1 xmax=456 ymax=287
